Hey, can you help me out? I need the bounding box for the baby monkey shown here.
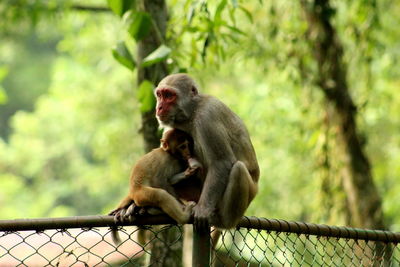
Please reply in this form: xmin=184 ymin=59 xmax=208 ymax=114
xmin=109 ymin=129 xmax=202 ymax=243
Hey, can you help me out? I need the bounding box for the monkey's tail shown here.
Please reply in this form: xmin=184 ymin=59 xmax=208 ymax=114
xmin=111 ymin=227 xmax=122 ymax=245
xmin=111 ymin=226 xmax=147 ymax=246
xmin=137 ymin=228 xmax=147 ymax=245
xmin=211 ymin=227 xmax=222 ymax=249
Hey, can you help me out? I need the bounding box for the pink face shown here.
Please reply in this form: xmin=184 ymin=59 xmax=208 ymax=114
xmin=155 ymin=88 xmax=177 ymax=120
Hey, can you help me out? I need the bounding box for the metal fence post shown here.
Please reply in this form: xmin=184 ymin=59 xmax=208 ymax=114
xmin=192 ymin=225 xmax=211 ymax=267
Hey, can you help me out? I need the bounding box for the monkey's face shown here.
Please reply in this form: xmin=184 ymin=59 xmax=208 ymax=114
xmin=155 ymin=74 xmax=199 ymax=126
xmin=175 ymin=140 xmax=191 ymax=160
xmin=155 ymin=87 xmax=178 ymax=123
xmin=160 ymin=129 xmax=193 ymax=160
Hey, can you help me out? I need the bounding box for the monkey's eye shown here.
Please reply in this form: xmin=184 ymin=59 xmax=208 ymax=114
xmin=178 ymin=143 xmax=187 ymax=150
xmin=164 ymin=91 xmax=174 ymax=99
xmin=156 ymin=91 xmax=161 ymax=98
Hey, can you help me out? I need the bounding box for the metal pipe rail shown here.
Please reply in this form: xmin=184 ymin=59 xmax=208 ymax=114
xmin=238 ymin=216 xmax=400 ymax=243
xmin=1 ymin=215 xmax=399 ymax=243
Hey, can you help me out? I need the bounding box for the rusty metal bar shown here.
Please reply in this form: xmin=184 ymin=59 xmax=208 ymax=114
xmin=192 ymin=225 xmax=211 ymax=267
xmin=1 ymin=215 xmax=399 ymax=244
xmin=0 ymin=215 xmax=175 ymax=232
xmin=238 ymin=216 xmax=400 ymax=243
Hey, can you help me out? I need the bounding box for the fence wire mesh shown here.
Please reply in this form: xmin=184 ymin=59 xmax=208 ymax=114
xmin=212 ymin=227 xmax=399 ymax=266
xmin=0 ymin=215 xmax=399 ymax=266
xmin=0 ymin=225 xmax=184 ymax=266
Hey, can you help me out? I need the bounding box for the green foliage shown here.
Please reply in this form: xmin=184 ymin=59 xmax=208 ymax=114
xmin=0 ymin=9 xmax=143 ymax=218
xmin=166 ymin=0 xmax=253 ymax=68
xmin=141 ymin=45 xmax=172 ymax=67
xmin=0 ymin=90 xmax=6 ymax=105
xmin=128 ymin=11 xmax=153 ymax=41
xmin=107 ymin=0 xmax=135 ymax=17
xmin=107 ymin=0 xmax=251 ymax=73
xmin=112 ymin=41 xmax=136 ymax=70
xmin=0 ymin=67 xmax=8 ymax=104
xmin=137 ymin=80 xmax=156 ymax=112
xmin=0 ymin=30 xmax=59 ymax=139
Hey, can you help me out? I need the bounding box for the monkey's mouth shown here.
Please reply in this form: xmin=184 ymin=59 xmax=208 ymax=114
xmin=157 ymin=115 xmax=170 ymax=122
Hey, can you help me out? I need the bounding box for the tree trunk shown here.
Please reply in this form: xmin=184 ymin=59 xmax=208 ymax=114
xmin=300 ymin=0 xmax=390 ymax=263
xmin=136 ymin=1 xmax=182 ymax=266
xmin=137 ymin=0 xmax=168 ymax=152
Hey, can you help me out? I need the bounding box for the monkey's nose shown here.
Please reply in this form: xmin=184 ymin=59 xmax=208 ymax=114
xmin=156 ymin=105 xmax=167 ymax=117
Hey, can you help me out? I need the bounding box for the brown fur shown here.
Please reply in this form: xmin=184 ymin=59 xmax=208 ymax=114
xmin=109 ymin=129 xmax=201 ymax=244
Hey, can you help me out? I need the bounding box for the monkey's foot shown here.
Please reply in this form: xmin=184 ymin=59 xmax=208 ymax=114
xmin=109 ymin=203 xmax=163 ymax=223
xmin=111 ymin=208 xmax=132 ymax=223
xmin=145 ymin=207 xmax=164 ymax=215
xmin=109 ymin=202 xmax=143 ymax=223
xmin=108 ymin=208 xmax=119 ymax=216
xmin=185 ymin=201 xmax=196 ymax=211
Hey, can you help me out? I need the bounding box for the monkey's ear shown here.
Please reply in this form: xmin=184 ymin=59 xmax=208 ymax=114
xmin=161 ymin=139 xmax=169 ymax=151
xmin=191 ymin=86 xmax=198 ymax=96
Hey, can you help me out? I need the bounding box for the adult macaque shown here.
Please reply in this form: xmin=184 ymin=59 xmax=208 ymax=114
xmin=109 ymin=128 xmax=202 ymax=243
xmin=155 ymin=73 xmax=260 ymax=230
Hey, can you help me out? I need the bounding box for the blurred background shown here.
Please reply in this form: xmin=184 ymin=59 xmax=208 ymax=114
xmin=0 ymin=0 xmax=399 ymax=232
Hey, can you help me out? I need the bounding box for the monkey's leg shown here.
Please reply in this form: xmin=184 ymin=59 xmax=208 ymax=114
xmin=134 ymin=187 xmax=195 ymax=224
xmin=217 ymin=161 xmax=258 ymax=228
xmin=109 ymin=195 xmax=135 ymax=220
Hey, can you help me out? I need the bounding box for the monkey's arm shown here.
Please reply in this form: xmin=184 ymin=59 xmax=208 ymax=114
xmin=168 ymin=172 xmax=187 ymax=185
xmin=168 ymin=157 xmax=202 ymax=185
xmin=192 ymin=122 xmax=235 ymax=230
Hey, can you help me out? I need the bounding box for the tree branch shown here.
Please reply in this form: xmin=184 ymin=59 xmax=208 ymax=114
xmin=71 ymin=5 xmax=110 ymax=12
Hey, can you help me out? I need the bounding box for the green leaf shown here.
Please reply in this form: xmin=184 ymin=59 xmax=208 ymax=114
xmin=141 ymin=45 xmax=171 ymax=67
xmin=229 ymin=7 xmax=236 ymax=25
xmin=137 ymin=80 xmax=155 ymax=113
xmin=0 ymin=88 xmax=7 ymax=105
xmin=128 ymin=12 xmax=152 ymax=41
xmin=107 ymin=0 xmax=120 ymax=16
xmin=0 ymin=67 xmax=8 ymax=104
xmin=214 ymin=0 xmax=227 ymax=26
xmin=112 ymin=42 xmax=136 ymax=70
xmin=107 ymin=0 xmax=135 ymax=17
xmin=239 ymin=5 xmax=253 ymax=23
xmin=0 ymin=66 xmax=8 ymax=81
xmin=224 ymin=25 xmax=247 ymax=36
xmin=187 ymin=6 xmax=196 ymax=24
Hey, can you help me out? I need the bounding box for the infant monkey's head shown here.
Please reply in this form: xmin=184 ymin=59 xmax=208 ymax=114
xmin=160 ymin=129 xmax=194 ymax=160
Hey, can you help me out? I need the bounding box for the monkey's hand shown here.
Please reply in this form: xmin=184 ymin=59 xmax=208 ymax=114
xmin=169 ymin=165 xmax=199 ymax=185
xmin=108 ymin=208 xmax=119 ymax=216
xmin=109 ymin=202 xmax=143 ymax=223
xmin=168 ymin=172 xmax=187 ymax=185
xmin=192 ymin=204 xmax=213 ymax=232
xmin=184 ymin=166 xmax=199 ymax=177
xmin=183 ymin=157 xmax=202 ymax=178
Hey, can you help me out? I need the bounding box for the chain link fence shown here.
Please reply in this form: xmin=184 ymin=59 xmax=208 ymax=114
xmin=1 ymin=215 xmax=399 ymax=266
xmin=213 ymin=217 xmax=400 ymax=266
